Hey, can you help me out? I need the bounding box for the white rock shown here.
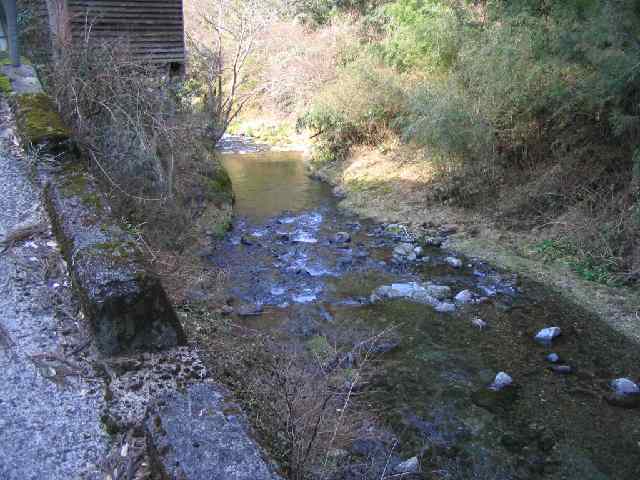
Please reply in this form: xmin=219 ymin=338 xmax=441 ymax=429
xmin=304 ymin=265 xmax=328 ymax=277
xmin=454 ymin=289 xmax=475 ymax=304
xmin=546 ymin=353 xmax=560 ymax=363
xmin=292 ymin=232 xmax=318 ymax=243
xmin=611 ymin=378 xmax=640 ymax=396
xmin=393 ymin=456 xmax=419 ymax=474
xmin=371 ymin=283 xmax=455 ymax=313
xmin=270 ymin=286 xmax=286 ymax=296
xmin=472 ymin=318 xmax=487 ymax=329
xmin=489 ymin=372 xmax=513 ymax=391
xmin=445 ymin=256 xmax=462 ymax=268
xmin=293 ymin=293 xmax=317 ymax=303
xmin=388 ymin=283 xmax=423 ymax=297
xmin=534 ymin=327 xmax=562 ymax=345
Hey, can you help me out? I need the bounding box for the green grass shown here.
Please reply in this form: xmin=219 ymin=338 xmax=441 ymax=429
xmin=532 ymin=239 xmax=620 ymax=286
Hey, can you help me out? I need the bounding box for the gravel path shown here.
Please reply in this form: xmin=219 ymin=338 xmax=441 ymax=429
xmin=0 ymin=99 xmax=109 ymax=479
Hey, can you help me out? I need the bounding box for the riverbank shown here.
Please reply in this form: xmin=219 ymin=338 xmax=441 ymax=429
xmin=184 ymin=138 xmax=640 ymax=479
xmin=308 ymin=145 xmax=640 ymax=345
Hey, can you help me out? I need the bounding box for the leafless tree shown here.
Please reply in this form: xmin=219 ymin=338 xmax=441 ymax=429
xmin=188 ymin=0 xmax=284 ymax=143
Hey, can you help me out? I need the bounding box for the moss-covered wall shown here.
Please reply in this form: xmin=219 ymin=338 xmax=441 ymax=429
xmin=13 ymin=92 xmax=71 ymax=148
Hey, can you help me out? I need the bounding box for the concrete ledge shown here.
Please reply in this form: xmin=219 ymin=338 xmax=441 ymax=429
xmin=145 ymin=383 xmax=282 ymax=480
xmin=0 ymin=63 xmax=73 ymax=154
xmin=0 ymin=58 xmax=185 ymax=356
xmin=44 ymin=161 xmax=186 ymax=355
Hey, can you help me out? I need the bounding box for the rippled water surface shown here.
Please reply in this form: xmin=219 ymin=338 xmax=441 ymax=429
xmin=215 ymin=143 xmax=640 ymax=480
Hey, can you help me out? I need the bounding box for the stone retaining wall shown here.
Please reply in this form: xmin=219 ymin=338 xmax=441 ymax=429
xmin=2 ymin=59 xmax=186 ymax=356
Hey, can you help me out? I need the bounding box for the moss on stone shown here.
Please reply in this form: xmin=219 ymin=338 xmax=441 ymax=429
xmin=0 ymin=52 xmax=31 ymax=66
xmin=14 ymin=92 xmax=71 ymax=147
xmin=204 ymin=167 xmax=234 ymax=204
xmin=94 ymin=240 xmax=138 ymax=260
xmin=0 ymin=74 xmax=12 ymax=95
xmin=61 ymin=171 xmax=88 ymax=196
xmin=81 ymin=191 xmax=103 ymax=211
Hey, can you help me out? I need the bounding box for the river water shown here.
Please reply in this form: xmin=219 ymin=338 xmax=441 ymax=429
xmin=215 ymin=137 xmax=640 ymax=479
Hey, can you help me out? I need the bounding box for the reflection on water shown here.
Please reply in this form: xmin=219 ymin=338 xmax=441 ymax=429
xmin=221 ymin=151 xmax=332 ymax=221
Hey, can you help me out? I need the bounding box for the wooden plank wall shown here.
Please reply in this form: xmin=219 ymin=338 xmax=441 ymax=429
xmin=67 ymin=0 xmax=185 ymax=64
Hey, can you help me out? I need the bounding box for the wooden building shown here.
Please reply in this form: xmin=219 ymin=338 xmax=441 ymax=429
xmin=48 ymin=0 xmax=185 ymax=68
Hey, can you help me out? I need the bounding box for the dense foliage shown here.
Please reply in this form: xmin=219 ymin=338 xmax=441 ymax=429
xmin=297 ymin=0 xmax=640 ymax=276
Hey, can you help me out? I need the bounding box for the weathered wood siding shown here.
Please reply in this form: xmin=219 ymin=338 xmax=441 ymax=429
xmin=67 ymin=0 xmax=185 ymax=64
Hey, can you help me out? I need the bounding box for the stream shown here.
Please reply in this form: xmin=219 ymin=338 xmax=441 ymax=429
xmin=211 ymin=135 xmax=640 ymax=479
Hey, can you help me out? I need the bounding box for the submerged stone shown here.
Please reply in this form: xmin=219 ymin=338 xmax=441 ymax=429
xmin=445 ymin=256 xmax=463 ymax=268
xmin=550 ymin=365 xmax=573 ymax=374
xmin=392 ymin=242 xmax=417 ymax=262
xmin=237 ymin=303 xmax=263 ymax=317
xmin=434 ymin=302 xmax=456 ymax=313
xmin=423 ymin=283 xmax=452 ymax=300
xmin=334 ymin=231 xmax=351 ymax=243
xmin=304 ymin=264 xmax=329 ymax=277
xmin=454 ymin=289 xmax=475 ymax=304
xmin=472 ymin=318 xmax=488 ymax=329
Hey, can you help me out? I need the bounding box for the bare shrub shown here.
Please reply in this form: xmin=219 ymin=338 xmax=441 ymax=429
xmin=50 ymin=40 xmax=180 ymax=201
xmin=48 ymin=37 xmax=232 ymax=255
xmin=193 ymin=318 xmax=401 ymax=480
xmin=259 ymin=17 xmax=360 ymax=117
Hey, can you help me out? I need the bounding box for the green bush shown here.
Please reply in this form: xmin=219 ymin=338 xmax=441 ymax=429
xmin=299 ymin=54 xmax=405 ymax=162
xmin=375 ymin=0 xmax=461 ymax=72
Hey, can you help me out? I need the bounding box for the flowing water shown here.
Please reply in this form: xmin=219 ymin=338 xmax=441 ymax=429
xmin=214 ymin=139 xmax=640 ymax=479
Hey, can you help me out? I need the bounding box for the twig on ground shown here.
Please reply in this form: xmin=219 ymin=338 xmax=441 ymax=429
xmin=28 ymin=351 xmax=86 ymax=388
xmin=0 ymin=221 xmax=48 ymax=254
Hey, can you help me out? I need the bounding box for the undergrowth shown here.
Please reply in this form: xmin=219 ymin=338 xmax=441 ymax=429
xmin=46 ymin=39 xmax=232 ymax=259
xmin=532 ymin=239 xmax=621 ymax=286
xmin=184 ymin=304 xmax=398 ymax=480
xmin=294 ymin=0 xmax=640 ymax=281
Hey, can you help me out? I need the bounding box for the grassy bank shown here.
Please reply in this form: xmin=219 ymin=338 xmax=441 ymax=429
xmin=308 ymin=145 xmax=640 ymax=344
